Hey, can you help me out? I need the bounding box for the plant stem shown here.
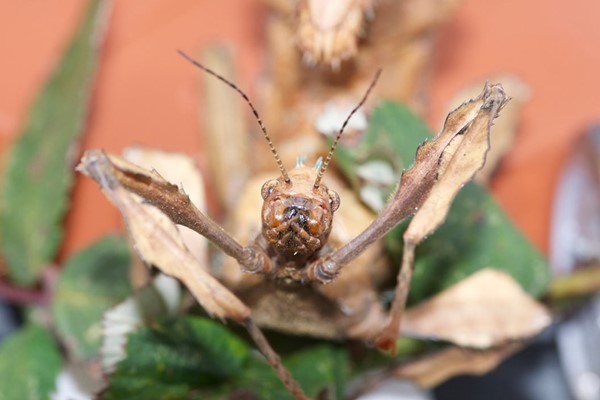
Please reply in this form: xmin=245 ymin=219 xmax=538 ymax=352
xmin=548 ymin=264 xmax=600 ymax=300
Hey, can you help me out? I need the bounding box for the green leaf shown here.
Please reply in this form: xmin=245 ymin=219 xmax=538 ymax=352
xmin=335 ymin=100 xmax=431 ymax=197
xmin=101 ymin=316 xmax=250 ymax=400
xmin=285 ymin=346 xmax=349 ymax=399
xmin=102 ymin=316 xmax=350 ymax=400
xmin=102 ymin=274 xmax=181 ymax=371
xmin=0 ymin=0 xmax=107 ymax=286
xmin=233 ymin=345 xmax=349 ymax=400
xmin=337 ymin=100 xmax=550 ymax=302
xmin=396 ymin=183 xmax=550 ymax=304
xmin=0 ymin=325 xmax=62 ymax=400
xmin=53 ymin=235 xmax=131 ymax=360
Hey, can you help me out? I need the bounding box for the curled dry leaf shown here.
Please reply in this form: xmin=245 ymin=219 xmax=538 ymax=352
xmin=402 ymin=269 xmax=552 ymax=348
xmin=393 ymin=343 xmax=523 ymax=388
xmin=77 ymin=150 xmax=250 ymax=322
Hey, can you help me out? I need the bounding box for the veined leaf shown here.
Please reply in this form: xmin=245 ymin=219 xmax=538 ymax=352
xmin=102 ymin=273 xmax=181 ymax=372
xmin=0 ymin=0 xmax=108 ymax=286
xmin=402 ymin=269 xmax=551 ymax=348
xmin=405 ymin=183 xmax=550 ymax=303
xmin=0 ymin=325 xmax=62 ymax=400
xmin=101 ymin=316 xmax=250 ymax=400
xmin=101 ymin=315 xmax=349 ymax=400
xmin=238 ymin=345 xmax=350 ymax=400
xmin=52 ymin=235 xmax=131 ymax=360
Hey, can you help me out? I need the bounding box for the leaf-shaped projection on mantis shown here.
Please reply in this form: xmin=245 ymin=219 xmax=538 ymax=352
xmin=373 ymin=83 xmax=511 ymax=350
xmin=77 ymin=151 xmax=251 ymax=322
xmin=335 ymin=99 xmax=548 ymax=301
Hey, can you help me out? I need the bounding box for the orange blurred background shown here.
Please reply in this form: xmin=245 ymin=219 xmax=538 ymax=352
xmin=1 ymin=0 xmax=599 ymax=261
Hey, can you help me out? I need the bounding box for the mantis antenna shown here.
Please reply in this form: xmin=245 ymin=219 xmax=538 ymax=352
xmin=177 ymin=49 xmax=291 ymax=184
xmin=313 ymin=69 xmax=382 ymax=189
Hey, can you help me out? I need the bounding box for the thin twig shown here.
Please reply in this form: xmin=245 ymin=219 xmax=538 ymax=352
xmin=0 ymin=279 xmax=47 ymax=306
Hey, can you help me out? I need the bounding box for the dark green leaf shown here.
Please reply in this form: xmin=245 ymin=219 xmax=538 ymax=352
xmin=335 ymin=100 xmax=431 ymax=198
xmin=233 ymin=345 xmax=350 ymax=400
xmin=288 ymin=345 xmax=349 ymax=400
xmin=0 ymin=325 xmax=62 ymax=400
xmin=101 ymin=274 xmax=182 ymax=372
xmin=0 ymin=0 xmax=107 ymax=286
xmin=394 ymin=183 xmax=550 ymax=304
xmin=101 ymin=316 xmax=250 ymax=400
xmin=102 ymin=316 xmax=350 ymax=400
xmin=53 ymin=235 xmax=131 ymax=360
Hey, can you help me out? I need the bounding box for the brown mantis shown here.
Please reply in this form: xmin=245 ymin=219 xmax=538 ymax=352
xmin=79 ymin=50 xmax=508 ymax=399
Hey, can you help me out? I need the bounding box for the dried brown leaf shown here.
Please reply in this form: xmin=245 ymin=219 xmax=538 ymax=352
xmin=402 ymin=269 xmax=551 ymax=348
xmin=394 ymin=343 xmax=523 ymax=388
xmin=77 ymin=150 xmax=251 ymax=321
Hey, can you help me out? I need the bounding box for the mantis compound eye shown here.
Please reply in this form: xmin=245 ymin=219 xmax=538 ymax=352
xmin=328 ymin=189 xmax=340 ymax=212
xmin=261 ymin=179 xmax=279 ymax=200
